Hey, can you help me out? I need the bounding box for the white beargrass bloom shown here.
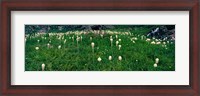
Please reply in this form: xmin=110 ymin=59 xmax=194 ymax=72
xmin=116 ymin=41 xmax=119 ymax=46
xmin=154 ymin=63 xmax=157 ymax=67
xmin=146 ymin=38 xmax=151 ymax=42
xmin=58 ymin=37 xmax=61 ymax=40
xmin=134 ymin=37 xmax=138 ymax=40
xmin=37 ymin=40 xmax=40 ymax=43
xmin=118 ymin=56 xmax=122 ymax=61
xmin=110 ymin=36 xmax=112 ymax=39
xmin=76 ymin=37 xmax=80 ymax=42
xmin=156 ymin=42 xmax=161 ymax=44
xmin=155 ymin=58 xmax=159 ymax=64
xmin=108 ymin=56 xmax=112 ymax=60
xmin=42 ymin=63 xmax=45 ymax=71
xmin=97 ymin=57 xmax=102 ymax=62
xmin=90 ymin=37 xmax=92 ymax=40
xmin=35 ymin=47 xmax=39 ymax=50
xmin=64 ymin=39 xmax=66 ymax=44
xmin=163 ymin=42 xmax=166 ymax=45
xmin=151 ymin=41 xmax=156 ymax=44
xmin=110 ymin=38 xmax=113 ymax=47
xmin=58 ymin=45 xmax=61 ymax=49
xmin=100 ymin=34 xmax=103 ymax=38
xmin=91 ymin=42 xmax=95 ymax=48
xmin=119 ymin=39 xmax=121 ymax=42
xmin=80 ymin=36 xmax=82 ymax=41
xmin=155 ymin=39 xmax=159 ymax=42
xmin=115 ymin=35 xmax=118 ymax=39
xmin=118 ymin=45 xmax=121 ymax=50
xmin=132 ymin=41 xmax=135 ymax=43
xmin=167 ymin=41 xmax=169 ymax=43
xmin=47 ymin=43 xmax=50 ymax=48
xmin=110 ymin=38 xmax=113 ymax=42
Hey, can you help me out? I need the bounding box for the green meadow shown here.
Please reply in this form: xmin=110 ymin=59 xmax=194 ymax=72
xmin=25 ymin=26 xmax=175 ymax=71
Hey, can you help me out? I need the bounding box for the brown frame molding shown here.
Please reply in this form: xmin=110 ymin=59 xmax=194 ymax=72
xmin=1 ymin=0 xmax=199 ymax=96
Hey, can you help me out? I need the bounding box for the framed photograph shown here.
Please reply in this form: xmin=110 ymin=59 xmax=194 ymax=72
xmin=1 ymin=0 xmax=199 ymax=95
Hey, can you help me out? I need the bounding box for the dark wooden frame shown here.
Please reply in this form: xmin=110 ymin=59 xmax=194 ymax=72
xmin=0 ymin=0 xmax=199 ymax=96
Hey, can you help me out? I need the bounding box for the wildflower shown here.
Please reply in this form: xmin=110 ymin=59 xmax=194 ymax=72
xmin=155 ymin=58 xmax=159 ymax=63
xmin=47 ymin=43 xmax=50 ymax=48
xmin=37 ymin=40 xmax=40 ymax=43
xmin=167 ymin=41 xmax=169 ymax=43
xmin=35 ymin=47 xmax=39 ymax=50
xmin=155 ymin=39 xmax=159 ymax=42
xmin=163 ymin=42 xmax=166 ymax=45
xmin=90 ymin=37 xmax=92 ymax=41
xmin=134 ymin=37 xmax=138 ymax=40
xmin=108 ymin=56 xmax=112 ymax=60
xmin=132 ymin=41 xmax=135 ymax=43
xmin=100 ymin=34 xmax=103 ymax=38
xmin=118 ymin=45 xmax=121 ymax=50
xmin=153 ymin=63 xmax=157 ymax=67
xmin=58 ymin=37 xmax=61 ymax=40
xmin=116 ymin=41 xmax=119 ymax=46
xmin=151 ymin=41 xmax=155 ymax=44
xmin=115 ymin=35 xmax=118 ymax=39
xmin=156 ymin=42 xmax=161 ymax=44
xmin=110 ymin=38 xmax=113 ymax=42
xmin=118 ymin=56 xmax=122 ymax=61
xmin=76 ymin=37 xmax=80 ymax=42
xmin=97 ymin=57 xmax=102 ymax=62
xmin=80 ymin=36 xmax=82 ymax=41
xmin=110 ymin=38 xmax=113 ymax=47
xmin=91 ymin=42 xmax=95 ymax=48
xmin=58 ymin=45 xmax=61 ymax=49
xmin=146 ymin=38 xmax=151 ymax=42
xmin=72 ymin=36 xmax=74 ymax=41
xmin=110 ymin=36 xmax=112 ymax=39
xmin=42 ymin=63 xmax=45 ymax=71
xmin=64 ymin=39 xmax=66 ymax=44
xmin=49 ymin=40 xmax=51 ymax=43
xmin=119 ymin=39 xmax=121 ymax=42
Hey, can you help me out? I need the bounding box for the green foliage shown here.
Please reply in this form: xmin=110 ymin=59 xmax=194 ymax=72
xmin=25 ymin=27 xmax=175 ymax=71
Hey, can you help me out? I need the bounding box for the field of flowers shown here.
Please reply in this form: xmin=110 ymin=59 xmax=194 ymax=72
xmin=25 ymin=28 xmax=175 ymax=71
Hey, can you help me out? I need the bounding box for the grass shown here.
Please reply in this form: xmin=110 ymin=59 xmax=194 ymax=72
xmin=25 ymin=27 xmax=175 ymax=71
